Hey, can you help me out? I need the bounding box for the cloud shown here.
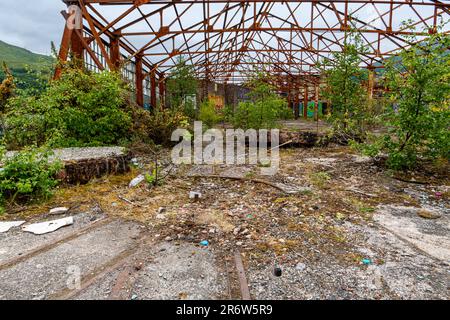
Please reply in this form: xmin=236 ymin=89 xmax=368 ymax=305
xmin=0 ymin=0 xmax=66 ymax=55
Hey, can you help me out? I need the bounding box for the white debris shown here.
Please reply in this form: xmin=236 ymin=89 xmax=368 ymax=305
xmin=129 ymin=175 xmax=145 ymax=188
xmin=22 ymin=217 xmax=74 ymax=235
xmin=296 ymin=263 xmax=307 ymax=272
xmin=49 ymin=207 xmax=69 ymax=215
xmin=189 ymin=191 xmax=202 ymax=200
xmin=0 ymin=221 xmax=26 ymax=233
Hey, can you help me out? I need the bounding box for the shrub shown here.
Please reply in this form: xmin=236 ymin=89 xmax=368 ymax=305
xmin=2 ymin=68 xmax=132 ymax=149
xmin=232 ymin=72 xmax=289 ymax=129
xmin=0 ymin=62 xmax=15 ymax=114
xmin=146 ymin=107 xmax=189 ymax=145
xmin=0 ymin=147 xmax=62 ymax=209
xmin=198 ymin=99 xmax=222 ymax=128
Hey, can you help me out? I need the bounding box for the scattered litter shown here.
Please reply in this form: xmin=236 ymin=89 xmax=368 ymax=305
xmin=49 ymin=207 xmax=69 ymax=215
xmin=273 ymin=267 xmax=282 ymax=277
xmin=0 ymin=221 xmax=26 ymax=233
xmin=22 ymin=217 xmax=74 ymax=235
xmin=435 ymin=192 xmax=442 ymax=199
xmin=131 ymin=294 xmax=138 ymax=300
xmin=362 ymin=259 xmax=372 ymax=265
xmin=158 ymin=207 xmax=166 ymax=214
xmin=118 ymin=195 xmax=134 ymax=205
xmin=200 ymin=240 xmax=209 ymax=247
xmin=129 ymin=175 xmax=145 ymax=188
xmin=417 ymin=210 xmax=441 ymax=220
xmin=295 ymin=263 xmax=306 ymax=272
xmin=189 ymin=191 xmax=202 ymax=200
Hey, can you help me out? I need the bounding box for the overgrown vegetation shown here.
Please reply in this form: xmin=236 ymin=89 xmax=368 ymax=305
xmin=358 ymin=26 xmax=450 ymax=170
xmin=232 ymin=72 xmax=290 ymax=129
xmin=319 ymin=32 xmax=369 ymax=142
xmin=198 ymin=99 xmax=222 ymax=128
xmin=2 ymin=67 xmax=133 ymax=149
xmin=166 ymin=56 xmax=198 ymax=117
xmin=0 ymin=146 xmax=62 ymax=212
xmin=0 ymin=62 xmax=15 ymax=114
xmin=146 ymin=107 xmax=189 ymax=146
xmin=0 ymin=40 xmax=54 ymax=92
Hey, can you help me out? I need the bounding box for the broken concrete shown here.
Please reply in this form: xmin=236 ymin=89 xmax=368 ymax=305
xmin=0 ymin=221 xmax=25 ymax=233
xmin=22 ymin=217 xmax=74 ymax=235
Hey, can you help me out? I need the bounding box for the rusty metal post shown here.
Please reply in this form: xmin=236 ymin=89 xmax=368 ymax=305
xmin=71 ymin=28 xmax=84 ymax=62
xmin=110 ymin=33 xmax=121 ymax=71
xmin=294 ymin=92 xmax=300 ymax=120
xmin=314 ymin=85 xmax=319 ymax=122
xmin=150 ymin=70 xmax=157 ymax=109
xmin=368 ymin=67 xmax=375 ymax=100
xmin=159 ymin=73 xmax=166 ymax=109
xmin=303 ymin=85 xmax=308 ymax=119
xmin=135 ymin=54 xmax=144 ymax=107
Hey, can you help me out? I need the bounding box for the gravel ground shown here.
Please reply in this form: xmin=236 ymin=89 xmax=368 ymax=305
xmin=0 ymin=145 xmax=448 ymax=300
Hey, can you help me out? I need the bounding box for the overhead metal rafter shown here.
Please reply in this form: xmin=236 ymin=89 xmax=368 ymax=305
xmin=59 ymin=0 xmax=450 ymax=100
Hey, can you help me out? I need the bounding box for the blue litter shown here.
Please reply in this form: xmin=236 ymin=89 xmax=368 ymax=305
xmin=362 ymin=259 xmax=372 ymax=265
xmin=200 ymin=240 xmax=209 ymax=246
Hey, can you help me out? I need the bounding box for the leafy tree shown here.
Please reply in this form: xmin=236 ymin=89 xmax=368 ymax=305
xmin=360 ymin=26 xmax=450 ymax=170
xmin=166 ymin=56 xmax=198 ymax=115
xmin=319 ymin=32 xmax=369 ymax=141
xmin=232 ymin=72 xmax=289 ymax=129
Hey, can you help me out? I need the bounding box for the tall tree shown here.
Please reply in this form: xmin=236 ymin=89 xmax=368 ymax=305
xmin=166 ymin=56 xmax=198 ymax=115
xmin=319 ymin=32 xmax=369 ymax=141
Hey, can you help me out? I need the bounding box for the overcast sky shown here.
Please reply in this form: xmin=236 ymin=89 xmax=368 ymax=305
xmin=0 ymin=0 xmax=67 ymax=55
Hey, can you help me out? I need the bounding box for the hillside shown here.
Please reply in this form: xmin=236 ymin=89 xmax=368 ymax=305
xmin=0 ymin=40 xmax=53 ymax=88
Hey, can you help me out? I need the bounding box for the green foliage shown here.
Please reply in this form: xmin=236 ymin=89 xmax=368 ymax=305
xmin=166 ymin=56 xmax=198 ymax=113
xmin=146 ymin=107 xmax=189 ymax=146
xmin=2 ymin=68 xmax=132 ymax=149
xmin=0 ymin=62 xmax=15 ymax=113
xmin=0 ymin=147 xmax=62 ymax=208
xmin=360 ymin=27 xmax=450 ymax=170
xmin=0 ymin=40 xmax=53 ymax=92
xmin=198 ymin=99 xmax=222 ymax=128
xmin=232 ymin=72 xmax=289 ymax=129
xmin=319 ymin=32 xmax=369 ymax=140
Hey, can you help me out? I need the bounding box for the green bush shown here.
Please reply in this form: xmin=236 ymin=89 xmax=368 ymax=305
xmin=232 ymin=73 xmax=289 ymax=129
xmin=0 ymin=146 xmax=62 ymax=210
xmin=198 ymin=99 xmax=222 ymax=128
xmin=146 ymin=107 xmax=189 ymax=146
xmin=2 ymin=68 xmax=132 ymax=149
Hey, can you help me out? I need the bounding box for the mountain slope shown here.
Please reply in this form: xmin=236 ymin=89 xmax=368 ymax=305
xmin=0 ymin=40 xmax=53 ymax=70
xmin=0 ymin=40 xmax=54 ymax=88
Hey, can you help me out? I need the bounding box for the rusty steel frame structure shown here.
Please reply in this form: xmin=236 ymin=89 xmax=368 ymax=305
xmin=56 ymin=0 xmax=450 ymax=110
